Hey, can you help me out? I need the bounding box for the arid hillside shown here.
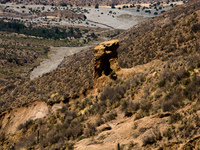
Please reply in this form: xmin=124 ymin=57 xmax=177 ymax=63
xmin=117 ymin=0 xmax=200 ymax=68
xmin=0 ymin=0 xmax=169 ymax=6
xmin=0 ymin=0 xmax=200 ymax=149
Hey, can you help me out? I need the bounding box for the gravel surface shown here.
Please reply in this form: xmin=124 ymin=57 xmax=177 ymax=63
xmin=30 ymin=44 xmax=96 ymax=80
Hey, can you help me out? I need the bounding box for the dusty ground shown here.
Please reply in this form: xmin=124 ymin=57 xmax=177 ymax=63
xmin=0 ymin=101 xmax=49 ymax=135
xmin=0 ymin=100 xmax=65 ymax=135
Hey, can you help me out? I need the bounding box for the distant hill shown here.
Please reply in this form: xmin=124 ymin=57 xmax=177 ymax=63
xmin=0 ymin=0 xmax=173 ymax=6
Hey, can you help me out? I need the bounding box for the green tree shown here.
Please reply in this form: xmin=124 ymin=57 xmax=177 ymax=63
xmin=95 ymin=4 xmax=99 ymax=9
xmin=111 ymin=4 xmax=115 ymax=9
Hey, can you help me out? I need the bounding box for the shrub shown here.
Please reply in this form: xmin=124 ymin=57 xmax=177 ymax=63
xmin=70 ymin=123 xmax=84 ymax=139
xmin=123 ymin=101 xmax=140 ymax=117
xmin=84 ymin=123 xmax=96 ymax=137
xmin=174 ymin=69 xmax=190 ymax=81
xmin=169 ymin=113 xmax=182 ymax=124
xmin=29 ymin=87 xmax=36 ymax=93
xmin=139 ymin=127 xmax=147 ymax=133
xmin=95 ymin=117 xmax=104 ymax=126
xmin=7 ymin=57 xmax=13 ymax=63
xmin=105 ymin=111 xmax=117 ymax=122
xmin=158 ymin=78 xmax=166 ymax=87
xmin=161 ymin=93 xmax=183 ymax=112
xmin=120 ymin=100 xmax=128 ymax=111
xmin=134 ymin=110 xmax=145 ymax=120
xmin=18 ymin=119 xmax=34 ymax=132
xmin=58 ymin=105 xmax=68 ymax=113
xmin=191 ymin=24 xmax=200 ymax=33
xmin=125 ymin=110 xmax=133 ymax=117
xmin=140 ymin=100 xmax=152 ymax=113
xmin=163 ymin=128 xmax=173 ymax=140
xmin=100 ymin=85 xmax=125 ymax=105
xmin=183 ymin=124 xmax=195 ymax=138
xmin=143 ymin=135 xmax=156 ymax=146
xmin=95 ymin=4 xmax=99 ymax=9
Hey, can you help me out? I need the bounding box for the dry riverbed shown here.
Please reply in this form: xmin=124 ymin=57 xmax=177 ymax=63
xmin=30 ymin=44 xmax=97 ymax=80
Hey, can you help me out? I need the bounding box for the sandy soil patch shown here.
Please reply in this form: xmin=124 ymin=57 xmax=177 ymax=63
xmin=0 ymin=101 xmax=49 ymax=135
xmin=0 ymin=100 xmax=65 ymax=135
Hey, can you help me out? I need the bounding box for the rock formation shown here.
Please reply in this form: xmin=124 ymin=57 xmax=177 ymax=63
xmin=93 ymin=39 xmax=120 ymax=80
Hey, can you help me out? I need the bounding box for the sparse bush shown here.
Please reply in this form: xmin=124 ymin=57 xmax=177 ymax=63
xmin=125 ymin=110 xmax=133 ymax=117
xmin=100 ymin=85 xmax=125 ymax=105
xmin=58 ymin=105 xmax=68 ymax=113
xmin=18 ymin=119 xmax=34 ymax=132
xmin=134 ymin=110 xmax=145 ymax=120
xmin=29 ymin=87 xmax=36 ymax=93
xmin=143 ymin=135 xmax=156 ymax=146
xmin=161 ymin=93 xmax=183 ymax=112
xmin=95 ymin=4 xmax=99 ymax=9
xmin=163 ymin=128 xmax=173 ymax=140
xmin=169 ymin=113 xmax=182 ymax=124
xmin=120 ymin=100 xmax=128 ymax=111
xmin=123 ymin=101 xmax=140 ymax=117
xmin=139 ymin=127 xmax=147 ymax=133
xmin=105 ymin=111 xmax=117 ymax=122
xmin=191 ymin=24 xmax=200 ymax=33
xmin=95 ymin=117 xmax=104 ymax=126
xmin=174 ymin=69 xmax=190 ymax=81
xmin=15 ymin=132 xmax=37 ymax=149
xmin=84 ymin=123 xmax=96 ymax=137
xmin=140 ymin=100 xmax=152 ymax=113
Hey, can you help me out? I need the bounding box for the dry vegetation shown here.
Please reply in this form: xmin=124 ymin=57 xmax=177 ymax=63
xmin=0 ymin=0 xmax=200 ymax=149
xmin=0 ymin=0 xmax=172 ymax=6
xmin=0 ymin=32 xmax=51 ymax=78
xmin=117 ymin=0 xmax=200 ymax=68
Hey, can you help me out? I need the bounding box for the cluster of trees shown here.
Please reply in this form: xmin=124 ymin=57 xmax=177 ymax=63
xmin=0 ymin=19 xmax=83 ymax=40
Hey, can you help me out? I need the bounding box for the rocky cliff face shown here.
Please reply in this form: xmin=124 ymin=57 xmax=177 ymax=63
xmin=93 ymin=40 xmax=120 ymax=80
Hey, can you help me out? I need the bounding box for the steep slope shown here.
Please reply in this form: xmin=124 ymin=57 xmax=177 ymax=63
xmin=0 ymin=0 xmax=200 ymax=149
xmin=117 ymin=0 xmax=200 ymax=68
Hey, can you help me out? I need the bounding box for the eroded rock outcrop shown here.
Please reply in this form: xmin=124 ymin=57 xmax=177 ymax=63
xmin=93 ymin=39 xmax=120 ymax=80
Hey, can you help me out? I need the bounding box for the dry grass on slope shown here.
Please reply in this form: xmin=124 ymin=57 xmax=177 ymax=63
xmin=1 ymin=1 xmax=200 ymax=149
xmin=0 ymin=0 xmax=200 ymax=117
xmin=0 ymin=48 xmax=94 ymax=114
xmin=2 ymin=51 xmax=200 ymax=150
xmin=117 ymin=0 xmax=200 ymax=68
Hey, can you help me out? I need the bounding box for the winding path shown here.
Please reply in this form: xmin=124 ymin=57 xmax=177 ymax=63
xmin=30 ymin=44 xmax=97 ymax=80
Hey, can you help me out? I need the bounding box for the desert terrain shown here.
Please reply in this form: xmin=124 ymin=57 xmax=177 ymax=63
xmin=1 ymin=0 xmax=200 ymax=150
xmin=0 ymin=1 xmax=181 ymax=29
